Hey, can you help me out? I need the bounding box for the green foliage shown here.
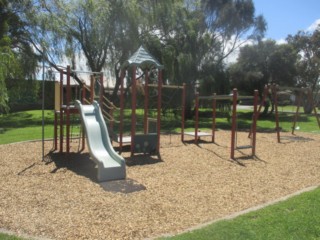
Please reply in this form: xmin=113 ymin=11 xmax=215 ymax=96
xmin=162 ymin=187 xmax=320 ymax=240
xmin=0 ymin=0 xmax=38 ymax=113
xmin=6 ymin=78 xmax=40 ymax=105
xmin=287 ymin=29 xmax=320 ymax=90
xmin=0 ymin=47 xmax=16 ymax=113
xmin=17 ymin=0 xmax=266 ymax=99
xmin=228 ymin=40 xmax=297 ymax=95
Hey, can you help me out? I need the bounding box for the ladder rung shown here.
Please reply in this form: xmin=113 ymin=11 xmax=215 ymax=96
xmin=236 ymin=145 xmax=252 ymax=150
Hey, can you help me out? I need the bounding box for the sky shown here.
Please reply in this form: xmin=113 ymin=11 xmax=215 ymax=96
xmin=253 ymin=0 xmax=320 ymax=42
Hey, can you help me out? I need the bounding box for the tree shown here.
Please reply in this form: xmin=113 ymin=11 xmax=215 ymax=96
xmin=0 ymin=0 xmax=37 ymax=113
xmin=201 ymin=0 xmax=266 ymax=64
xmin=287 ymin=28 xmax=320 ymax=113
xmin=287 ymin=28 xmax=320 ymax=90
xmin=18 ymin=0 xmax=146 ymax=103
xmin=229 ymin=40 xmax=297 ymax=93
xmin=228 ymin=40 xmax=297 ymax=115
xmin=17 ymin=0 xmax=266 ymax=112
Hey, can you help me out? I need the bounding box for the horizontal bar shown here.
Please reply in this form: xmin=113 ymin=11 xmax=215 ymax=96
xmin=71 ymin=70 xmax=103 ymax=74
xmin=184 ymin=131 xmax=213 ymax=137
xmin=147 ymin=84 xmax=184 ymax=89
xmin=198 ymin=95 xmax=253 ymax=100
xmin=236 ymin=145 xmax=252 ymax=150
xmin=237 ymin=96 xmax=254 ymax=100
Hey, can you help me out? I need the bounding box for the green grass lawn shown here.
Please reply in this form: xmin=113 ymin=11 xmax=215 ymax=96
xmin=1 ymin=107 xmax=319 ymax=145
xmin=0 ymin=233 xmax=25 ymax=240
xmin=0 ymin=110 xmax=81 ymax=144
xmin=0 ymin=108 xmax=319 ymax=240
xmin=161 ymin=187 xmax=320 ymax=240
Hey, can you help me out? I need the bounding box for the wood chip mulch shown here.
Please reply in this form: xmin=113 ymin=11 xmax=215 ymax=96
xmin=0 ymin=130 xmax=319 ymax=240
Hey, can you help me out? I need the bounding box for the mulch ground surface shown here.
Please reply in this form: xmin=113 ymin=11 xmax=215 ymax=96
xmin=0 ymin=130 xmax=319 ymax=240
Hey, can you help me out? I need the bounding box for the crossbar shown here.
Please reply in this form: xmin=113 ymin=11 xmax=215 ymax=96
xmin=148 ymin=84 xmax=184 ymax=89
xmin=198 ymin=95 xmax=253 ymax=100
xmin=236 ymin=145 xmax=252 ymax=150
xmin=71 ymin=70 xmax=103 ymax=74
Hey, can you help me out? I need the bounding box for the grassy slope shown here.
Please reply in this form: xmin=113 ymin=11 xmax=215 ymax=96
xmin=162 ymin=187 xmax=320 ymax=240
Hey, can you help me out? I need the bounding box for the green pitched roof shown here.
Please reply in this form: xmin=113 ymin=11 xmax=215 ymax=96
xmin=121 ymin=46 xmax=164 ymax=70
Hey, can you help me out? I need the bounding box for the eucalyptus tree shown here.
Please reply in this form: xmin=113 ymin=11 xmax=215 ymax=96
xmin=228 ymin=40 xmax=297 ymax=114
xmin=201 ymin=0 xmax=266 ymax=64
xmin=287 ymin=28 xmax=320 ymax=90
xmin=287 ymin=28 xmax=320 ymax=113
xmin=133 ymin=0 xmax=266 ymax=117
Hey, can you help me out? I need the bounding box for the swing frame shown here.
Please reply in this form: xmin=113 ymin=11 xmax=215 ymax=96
xmin=230 ymin=89 xmax=259 ymax=160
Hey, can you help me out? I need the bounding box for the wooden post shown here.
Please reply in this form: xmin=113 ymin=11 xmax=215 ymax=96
xmin=156 ymin=69 xmax=162 ymax=153
xmin=66 ymin=66 xmax=71 ymax=153
xmin=59 ymin=69 xmax=63 ymax=153
xmin=144 ymin=69 xmax=149 ymax=134
xmin=308 ymin=88 xmax=320 ymax=128
xmin=119 ymin=70 xmax=125 ymax=152
xmin=54 ymin=111 xmax=58 ymax=151
xmin=90 ymin=75 xmax=94 ymax=103
xmin=307 ymin=88 xmax=320 ymax=130
xmin=80 ymin=81 xmax=86 ymax=152
xmin=99 ymin=74 xmax=104 ymax=105
xmin=230 ymin=88 xmax=238 ymax=159
xmin=130 ymin=67 xmax=137 ymax=155
xmin=181 ymin=83 xmax=186 ymax=142
xmin=252 ymin=90 xmax=259 ymax=156
xmin=249 ymin=85 xmax=269 ymax=138
xmin=212 ymin=93 xmax=216 ymax=143
xmin=195 ymin=92 xmax=199 ymax=143
xmin=272 ymin=84 xmax=281 ymax=143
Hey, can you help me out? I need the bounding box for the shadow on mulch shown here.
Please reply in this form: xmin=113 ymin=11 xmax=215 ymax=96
xmin=44 ymin=151 xmax=149 ymax=193
xmin=99 ymin=178 xmax=146 ymax=194
xmin=182 ymin=139 xmax=214 ymax=145
xmin=125 ymin=153 xmax=163 ymax=167
xmin=280 ymin=135 xmax=315 ymax=143
xmin=44 ymin=151 xmax=98 ymax=182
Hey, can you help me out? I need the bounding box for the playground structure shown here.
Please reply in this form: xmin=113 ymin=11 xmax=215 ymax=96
xmin=115 ymin=46 xmax=186 ymax=156
xmin=53 ymin=65 xmax=105 ymax=153
xmin=182 ymin=88 xmax=259 ymax=160
xmin=52 ymin=46 xmax=187 ymax=157
xmin=51 ymin=48 xmax=320 ymax=163
xmin=277 ymin=86 xmax=320 ymax=135
xmin=251 ymin=84 xmax=320 ymax=143
xmin=52 ymin=65 xmax=127 ymax=181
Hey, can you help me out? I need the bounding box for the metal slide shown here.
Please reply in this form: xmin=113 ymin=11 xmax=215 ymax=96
xmin=75 ymin=100 xmax=126 ymax=182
